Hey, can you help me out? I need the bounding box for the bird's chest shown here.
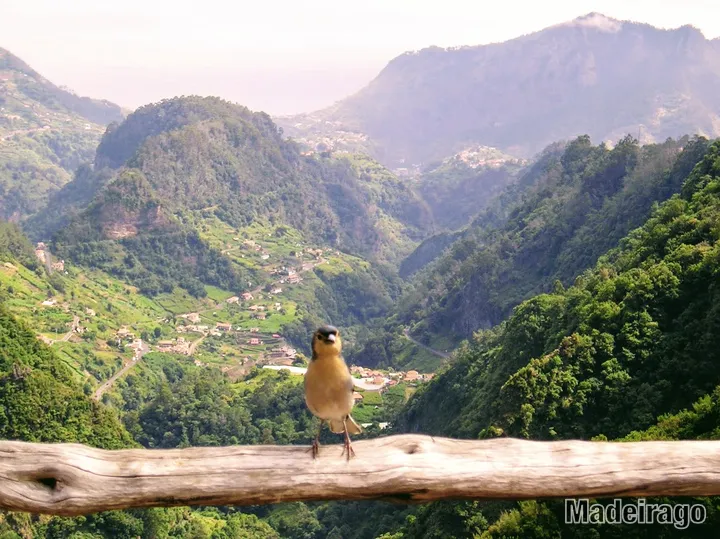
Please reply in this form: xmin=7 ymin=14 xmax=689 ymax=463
xmin=304 ymin=358 xmax=352 ymax=419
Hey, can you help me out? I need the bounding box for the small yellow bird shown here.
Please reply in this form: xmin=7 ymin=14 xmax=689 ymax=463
xmin=304 ymin=325 xmax=362 ymax=460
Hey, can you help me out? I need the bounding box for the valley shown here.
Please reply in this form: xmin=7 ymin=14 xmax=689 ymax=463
xmin=2 ymin=11 xmax=720 ymax=539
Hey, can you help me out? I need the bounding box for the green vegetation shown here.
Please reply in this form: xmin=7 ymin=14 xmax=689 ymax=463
xmin=395 ymin=135 xmax=710 ymax=353
xmin=78 ymin=97 xmax=430 ymax=267
xmin=381 ymin=139 xmax=720 ymax=537
xmin=5 ymin=43 xmax=720 ymax=538
xmin=0 ymin=303 xmax=134 ymax=448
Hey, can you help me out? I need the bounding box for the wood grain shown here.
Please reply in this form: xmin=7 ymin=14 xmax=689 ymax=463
xmin=2 ymin=435 xmax=720 ymax=516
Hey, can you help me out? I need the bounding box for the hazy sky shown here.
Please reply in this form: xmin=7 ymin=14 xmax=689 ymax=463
xmin=2 ymin=0 xmax=719 ymax=115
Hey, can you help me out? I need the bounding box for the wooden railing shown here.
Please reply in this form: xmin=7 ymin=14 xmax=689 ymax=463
xmin=2 ymin=435 xmax=720 ymax=516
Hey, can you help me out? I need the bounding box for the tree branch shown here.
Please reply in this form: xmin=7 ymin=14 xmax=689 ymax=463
xmin=2 ymin=435 xmax=720 ymax=516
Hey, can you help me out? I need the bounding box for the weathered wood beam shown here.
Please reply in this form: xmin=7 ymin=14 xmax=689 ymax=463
xmin=2 ymin=435 xmax=720 ymax=516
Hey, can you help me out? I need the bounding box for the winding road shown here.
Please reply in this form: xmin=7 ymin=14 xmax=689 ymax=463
xmin=402 ymin=328 xmax=451 ymax=359
xmin=92 ymin=341 xmax=149 ymax=401
xmin=45 ymin=315 xmax=80 ymax=345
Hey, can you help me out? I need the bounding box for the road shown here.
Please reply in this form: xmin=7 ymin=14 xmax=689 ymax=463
xmin=92 ymin=341 xmax=149 ymax=401
xmin=0 ymin=126 xmax=47 ymax=142
xmin=402 ymin=328 xmax=451 ymax=359
xmin=60 ymin=316 xmax=81 ymax=342
xmin=46 ymin=315 xmax=80 ymax=345
xmin=188 ymin=335 xmax=206 ymax=355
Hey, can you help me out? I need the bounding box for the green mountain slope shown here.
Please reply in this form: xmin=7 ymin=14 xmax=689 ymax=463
xmin=43 ymin=97 xmax=430 ymax=267
xmin=0 ymin=302 xmax=134 ymax=448
xmin=1 ymin=222 xmax=410 ymax=538
xmin=390 ymin=387 xmax=720 ymax=538
xmin=397 ymin=139 xmax=720 ymax=439
xmin=372 ymin=138 xmax=720 ymax=539
xmin=0 ymin=47 xmax=124 ymax=221
xmin=398 ymin=141 xmax=569 ymax=279
xmin=397 ymin=134 xmax=710 ymax=348
xmin=278 ymin=14 xmax=720 ymax=167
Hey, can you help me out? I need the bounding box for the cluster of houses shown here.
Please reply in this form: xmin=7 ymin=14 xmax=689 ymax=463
xmin=350 ymin=365 xmax=435 ymax=387
xmin=116 ymin=327 xmax=135 ymax=341
xmin=225 ymin=291 xmax=256 ymax=304
xmin=269 ymin=266 xmax=304 ymax=285
xmin=223 ymin=294 xmax=283 ymax=320
xmin=116 ymin=328 xmax=144 ymax=358
xmin=157 ymin=337 xmax=191 ymax=355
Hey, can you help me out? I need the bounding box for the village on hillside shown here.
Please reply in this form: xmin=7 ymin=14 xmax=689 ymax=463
xmin=26 ymin=232 xmax=437 ymax=407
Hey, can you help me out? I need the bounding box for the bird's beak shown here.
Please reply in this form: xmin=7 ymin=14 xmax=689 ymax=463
xmin=326 ymin=334 xmax=336 ymax=343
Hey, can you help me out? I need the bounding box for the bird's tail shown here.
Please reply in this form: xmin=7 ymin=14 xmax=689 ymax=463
xmin=329 ymin=415 xmax=363 ymax=435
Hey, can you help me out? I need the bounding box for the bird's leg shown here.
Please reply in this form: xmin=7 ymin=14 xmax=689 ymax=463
xmin=340 ymin=418 xmax=356 ymax=461
xmin=308 ymin=419 xmax=323 ymax=459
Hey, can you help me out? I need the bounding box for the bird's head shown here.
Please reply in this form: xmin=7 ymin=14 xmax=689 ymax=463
xmin=311 ymin=325 xmax=342 ymax=358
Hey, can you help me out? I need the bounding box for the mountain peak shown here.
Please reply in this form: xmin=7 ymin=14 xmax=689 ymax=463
xmin=567 ymin=12 xmax=623 ymax=33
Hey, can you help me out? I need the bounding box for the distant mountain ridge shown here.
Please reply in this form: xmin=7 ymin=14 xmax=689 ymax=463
xmin=0 ymin=47 xmax=124 ymax=125
xmin=278 ymin=13 xmax=720 ymax=167
xmin=0 ymin=47 xmax=125 ymax=221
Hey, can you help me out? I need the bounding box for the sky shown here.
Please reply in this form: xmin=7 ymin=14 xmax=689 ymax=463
xmin=1 ymin=0 xmax=719 ymax=115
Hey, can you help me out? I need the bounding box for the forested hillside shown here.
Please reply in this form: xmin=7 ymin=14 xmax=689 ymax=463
xmin=398 ymin=137 xmax=720 ymax=438
xmin=375 ymin=138 xmax=720 ymax=539
xmin=36 ymin=97 xmax=431 ymax=303
xmin=397 ymin=134 xmax=710 ymax=347
xmin=0 ymin=282 xmax=409 ymax=538
xmin=4 ymin=24 xmax=720 ymax=537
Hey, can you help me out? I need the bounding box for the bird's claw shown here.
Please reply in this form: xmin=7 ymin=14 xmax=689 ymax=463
xmin=308 ymin=438 xmax=320 ymax=459
xmin=341 ymin=433 xmax=356 ymax=461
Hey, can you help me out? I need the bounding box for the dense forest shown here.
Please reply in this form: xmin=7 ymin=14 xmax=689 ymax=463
xmin=76 ymin=96 xmax=431 ymax=265
xmin=395 ymin=134 xmax=710 ymax=348
xmin=382 ymin=139 xmax=720 ymax=537
xmin=29 ymin=97 xmax=435 ymax=311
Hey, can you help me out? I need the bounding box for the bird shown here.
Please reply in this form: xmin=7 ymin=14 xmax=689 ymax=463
xmin=304 ymin=325 xmax=362 ymax=460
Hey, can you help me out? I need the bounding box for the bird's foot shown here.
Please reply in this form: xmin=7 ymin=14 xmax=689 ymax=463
xmin=308 ymin=438 xmax=320 ymax=459
xmin=341 ymin=434 xmax=356 ymax=461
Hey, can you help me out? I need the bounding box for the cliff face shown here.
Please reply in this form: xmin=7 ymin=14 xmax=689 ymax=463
xmin=102 ymin=204 xmax=170 ymax=239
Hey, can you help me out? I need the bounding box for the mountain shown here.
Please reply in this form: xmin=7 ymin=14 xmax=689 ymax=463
xmin=0 ymin=47 xmax=124 ymax=221
xmin=47 ymin=96 xmax=430 ymax=262
xmin=278 ymin=13 xmax=720 ymax=167
xmin=393 ymin=134 xmax=711 ymax=351
xmin=398 ymin=143 xmax=566 ymax=279
xmin=28 ymin=96 xmax=431 ymax=355
xmin=0 ymin=223 xmax=409 ymax=539
xmin=399 ymin=138 xmax=720 ymax=438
